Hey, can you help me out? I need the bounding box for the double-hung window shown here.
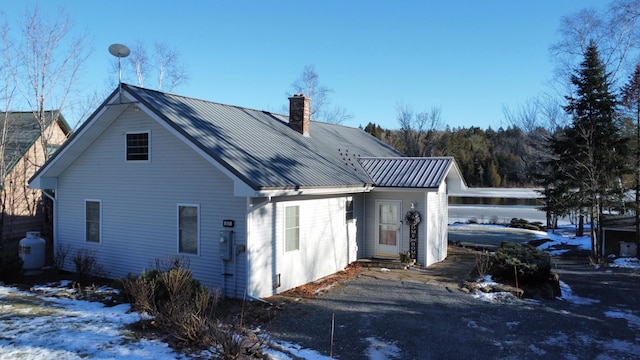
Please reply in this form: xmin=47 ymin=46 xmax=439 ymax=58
xmin=126 ymin=132 xmax=150 ymax=161
xmin=85 ymin=200 xmax=101 ymax=243
xmin=285 ymin=205 xmax=300 ymax=252
xmin=178 ymin=204 xmax=199 ymax=255
xmin=345 ymin=199 xmax=354 ymax=223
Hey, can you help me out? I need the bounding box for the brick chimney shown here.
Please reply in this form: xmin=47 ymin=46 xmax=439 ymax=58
xmin=288 ymin=94 xmax=310 ymax=136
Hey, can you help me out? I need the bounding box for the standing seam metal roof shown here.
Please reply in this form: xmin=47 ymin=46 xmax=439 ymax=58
xmin=357 ymin=157 xmax=454 ymax=188
xmin=124 ymin=84 xmax=404 ymax=190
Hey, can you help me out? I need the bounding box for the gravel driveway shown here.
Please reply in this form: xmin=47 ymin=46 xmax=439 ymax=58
xmin=264 ymin=253 xmax=640 ymax=359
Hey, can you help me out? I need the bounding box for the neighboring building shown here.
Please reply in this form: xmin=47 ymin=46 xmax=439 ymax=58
xmin=1 ymin=111 xmax=70 ymax=243
xmin=29 ymin=84 xmax=466 ymax=298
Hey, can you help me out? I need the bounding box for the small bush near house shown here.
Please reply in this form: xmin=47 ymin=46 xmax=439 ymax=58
xmin=475 ymin=249 xmax=492 ymax=278
xmin=72 ymin=249 xmax=105 ymax=283
xmin=53 ymin=243 xmax=73 ymax=272
xmin=489 ymin=242 xmax=560 ymax=299
xmin=120 ymin=255 xmax=265 ymax=358
xmin=0 ymin=253 xmax=23 ymax=283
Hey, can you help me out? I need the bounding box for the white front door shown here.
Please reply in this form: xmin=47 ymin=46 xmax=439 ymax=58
xmin=375 ymin=200 xmax=401 ymax=257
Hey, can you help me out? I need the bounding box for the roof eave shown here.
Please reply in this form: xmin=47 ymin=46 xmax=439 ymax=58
xmin=248 ymin=184 xmax=374 ymax=197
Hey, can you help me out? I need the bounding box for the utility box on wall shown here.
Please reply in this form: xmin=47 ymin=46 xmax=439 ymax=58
xmin=220 ymin=230 xmax=234 ymax=260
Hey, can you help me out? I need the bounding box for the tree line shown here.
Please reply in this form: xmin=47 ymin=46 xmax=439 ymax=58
xmin=363 ymin=122 xmax=537 ymax=188
xmin=363 ymin=11 xmax=640 ymax=262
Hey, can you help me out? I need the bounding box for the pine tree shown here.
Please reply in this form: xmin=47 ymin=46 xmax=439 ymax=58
xmin=621 ymin=63 xmax=640 ymax=246
xmin=553 ymin=40 xmax=629 ymax=261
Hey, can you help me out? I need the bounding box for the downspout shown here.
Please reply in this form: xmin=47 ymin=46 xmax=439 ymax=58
xmin=362 ymin=194 xmax=366 ymax=257
xmin=42 ymin=189 xmax=57 ymax=263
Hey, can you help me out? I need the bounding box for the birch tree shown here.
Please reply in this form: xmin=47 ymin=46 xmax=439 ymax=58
xmin=123 ymin=40 xmax=189 ymax=92
xmin=289 ymin=65 xmax=352 ymax=124
xmin=18 ymin=5 xmax=89 ymax=163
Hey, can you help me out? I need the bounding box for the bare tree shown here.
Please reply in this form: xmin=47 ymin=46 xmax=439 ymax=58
xmin=0 ymin=5 xmax=89 ymax=244
xmin=128 ymin=40 xmax=148 ymax=88
xmin=289 ymin=65 xmax=352 ymax=124
xmin=550 ymin=0 xmax=640 ymax=87
xmin=122 ymin=40 xmax=189 ymax=92
xmin=17 ymin=5 xmax=89 ymax=162
xmin=396 ymin=103 xmax=442 ymax=157
xmin=154 ymin=42 xmax=189 ymax=91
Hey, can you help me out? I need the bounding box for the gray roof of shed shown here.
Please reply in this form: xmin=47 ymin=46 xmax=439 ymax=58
xmin=124 ymin=84 xmax=404 ymax=190
xmin=358 ymin=157 xmax=455 ymax=188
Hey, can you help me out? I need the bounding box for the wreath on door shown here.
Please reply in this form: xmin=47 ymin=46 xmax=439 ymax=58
xmin=405 ymin=210 xmax=421 ymax=226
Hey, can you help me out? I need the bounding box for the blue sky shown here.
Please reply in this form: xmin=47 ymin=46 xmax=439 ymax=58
xmin=3 ymin=1 xmax=607 ymax=130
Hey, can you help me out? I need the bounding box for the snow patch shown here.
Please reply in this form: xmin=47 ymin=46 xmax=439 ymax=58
xmin=610 ymin=257 xmax=640 ymax=269
xmin=557 ymin=281 xmax=600 ymax=305
xmin=365 ymin=337 xmax=401 ymax=360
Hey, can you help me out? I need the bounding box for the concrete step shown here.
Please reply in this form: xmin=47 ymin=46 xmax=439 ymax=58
xmin=356 ymin=258 xmax=409 ymax=270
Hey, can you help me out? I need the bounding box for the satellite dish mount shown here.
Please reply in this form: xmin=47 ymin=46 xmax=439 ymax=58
xmin=108 ymin=43 xmax=131 ymax=103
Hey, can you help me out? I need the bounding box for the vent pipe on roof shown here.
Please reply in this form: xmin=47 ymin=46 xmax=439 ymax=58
xmin=288 ymin=94 xmax=310 ymax=137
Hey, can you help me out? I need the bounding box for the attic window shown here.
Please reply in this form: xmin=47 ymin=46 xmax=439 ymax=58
xmin=126 ymin=132 xmax=149 ymax=161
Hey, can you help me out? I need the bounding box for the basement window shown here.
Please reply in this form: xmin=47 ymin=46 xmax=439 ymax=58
xmin=126 ymin=132 xmax=149 ymax=161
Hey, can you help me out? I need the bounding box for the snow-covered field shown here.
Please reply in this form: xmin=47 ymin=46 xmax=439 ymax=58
xmin=1 ymin=225 xmax=638 ymax=360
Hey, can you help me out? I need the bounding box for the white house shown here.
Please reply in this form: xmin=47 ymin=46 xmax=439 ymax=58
xmin=29 ymin=84 xmax=466 ymax=299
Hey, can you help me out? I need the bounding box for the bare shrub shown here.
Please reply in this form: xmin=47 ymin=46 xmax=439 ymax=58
xmin=210 ymin=324 xmax=266 ymax=360
xmin=122 ymin=275 xmax=157 ymax=315
xmin=121 ymin=259 xmax=221 ymax=349
xmin=72 ymin=249 xmax=105 ymax=282
xmin=53 ymin=243 xmax=73 ymax=271
xmin=475 ymin=250 xmax=492 ymax=278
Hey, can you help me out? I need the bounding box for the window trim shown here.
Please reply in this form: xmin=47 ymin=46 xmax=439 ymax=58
xmin=85 ymin=199 xmax=102 ymax=244
xmin=177 ymin=203 xmax=200 ymax=255
xmin=125 ymin=131 xmax=151 ymax=162
xmin=284 ymin=205 xmax=300 ymax=252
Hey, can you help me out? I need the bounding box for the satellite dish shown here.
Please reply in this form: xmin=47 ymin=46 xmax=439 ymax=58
xmin=109 ymin=43 xmax=130 ymax=103
xmin=108 ymin=43 xmax=130 ymax=58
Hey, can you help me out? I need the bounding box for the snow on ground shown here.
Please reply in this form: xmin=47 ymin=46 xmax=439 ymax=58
xmin=534 ymin=224 xmax=592 ymax=255
xmin=0 ymin=281 xmax=334 ymax=360
xmin=557 ymin=280 xmax=600 ymax=305
xmin=1 ymin=224 xmax=638 ymax=360
xmin=468 ymin=224 xmax=640 ymax=305
xmin=0 ymin=283 xmax=181 ymax=360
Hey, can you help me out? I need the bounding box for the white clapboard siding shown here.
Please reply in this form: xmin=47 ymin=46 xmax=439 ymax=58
xmin=55 ymin=108 xmax=247 ymax=295
xmin=425 ymin=181 xmax=448 ymax=266
xmin=362 ymin=189 xmax=448 ymax=266
xmin=247 ymin=196 xmax=353 ymax=298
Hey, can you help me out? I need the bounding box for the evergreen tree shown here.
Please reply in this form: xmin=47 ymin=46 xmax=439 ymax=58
xmin=621 ymin=63 xmax=640 ymax=245
xmin=551 ymin=40 xmax=629 ymax=261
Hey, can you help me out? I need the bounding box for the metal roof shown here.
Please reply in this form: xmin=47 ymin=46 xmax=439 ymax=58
xmin=31 ymin=85 xmax=465 ymax=193
xmin=124 ymin=85 xmax=404 ymax=190
xmin=357 ymin=157 xmax=454 ymax=188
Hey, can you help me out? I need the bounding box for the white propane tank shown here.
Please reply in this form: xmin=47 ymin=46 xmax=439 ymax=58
xmin=18 ymin=231 xmax=46 ymax=272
